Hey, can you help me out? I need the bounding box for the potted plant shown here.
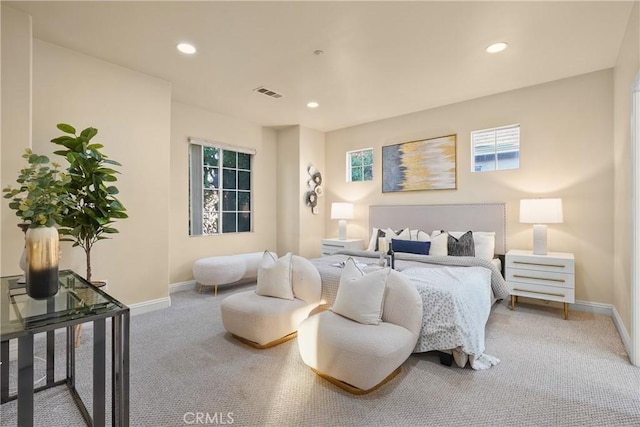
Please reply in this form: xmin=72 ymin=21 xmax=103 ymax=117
xmin=2 ymin=149 xmax=72 ymax=298
xmin=51 ymin=124 xmax=128 ymax=283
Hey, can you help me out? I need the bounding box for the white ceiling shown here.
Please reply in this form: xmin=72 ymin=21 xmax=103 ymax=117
xmin=6 ymin=1 xmax=635 ymax=132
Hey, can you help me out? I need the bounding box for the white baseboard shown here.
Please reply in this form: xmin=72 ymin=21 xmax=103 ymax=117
xmin=170 ymin=280 xmax=197 ymax=294
xmin=572 ymin=299 xmax=613 ymax=316
xmin=612 ymin=304 xmax=633 ymax=360
xmin=128 ymin=296 xmax=171 ymax=316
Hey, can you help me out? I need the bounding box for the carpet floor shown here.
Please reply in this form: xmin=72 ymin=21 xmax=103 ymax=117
xmin=1 ymin=283 xmax=639 ymax=427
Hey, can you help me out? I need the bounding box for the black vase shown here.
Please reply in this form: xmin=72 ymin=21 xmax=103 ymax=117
xmin=25 ymin=226 xmax=60 ymax=299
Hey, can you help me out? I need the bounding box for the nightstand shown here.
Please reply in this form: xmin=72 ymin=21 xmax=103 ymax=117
xmin=505 ymin=249 xmax=575 ymax=319
xmin=320 ymin=238 xmax=364 ymax=256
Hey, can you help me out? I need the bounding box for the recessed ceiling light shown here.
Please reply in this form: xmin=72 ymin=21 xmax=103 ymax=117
xmin=486 ymin=42 xmax=508 ymax=53
xmin=177 ymin=43 xmax=196 ymax=54
xmin=307 ymin=101 xmax=319 ymax=109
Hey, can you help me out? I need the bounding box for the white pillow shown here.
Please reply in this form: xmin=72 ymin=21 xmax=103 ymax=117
xmin=471 ymin=232 xmax=496 ymax=261
xmin=384 ymin=227 xmax=410 ymax=242
xmin=255 ymin=251 xmax=294 ymax=300
xmin=430 ymin=230 xmax=496 ymax=260
xmin=367 ymin=227 xmax=411 ymax=251
xmin=331 ymin=258 xmax=388 ymax=325
xmin=430 ymin=231 xmax=449 ymax=256
xmin=366 ymin=227 xmax=380 ymax=251
xmin=410 ymin=229 xmax=431 ymax=242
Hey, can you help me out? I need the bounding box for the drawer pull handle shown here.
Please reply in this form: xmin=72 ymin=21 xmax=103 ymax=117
xmin=323 ymin=244 xmax=344 ymax=248
xmin=512 ymin=288 xmax=565 ymax=298
xmin=512 ymin=261 xmax=566 ymax=268
xmin=512 ymin=274 xmax=565 ymax=283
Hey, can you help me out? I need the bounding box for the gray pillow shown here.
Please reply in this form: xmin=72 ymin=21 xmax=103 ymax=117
xmin=447 ymin=231 xmax=475 ymax=256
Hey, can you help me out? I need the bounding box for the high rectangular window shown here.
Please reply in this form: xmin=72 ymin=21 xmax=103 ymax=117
xmin=346 ymin=148 xmax=373 ymax=182
xmin=189 ymin=139 xmax=253 ymax=235
xmin=471 ymin=124 xmax=520 ymax=172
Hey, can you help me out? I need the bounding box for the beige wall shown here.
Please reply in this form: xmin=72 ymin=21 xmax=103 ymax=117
xmin=276 ymin=125 xmax=326 ymax=258
xmin=29 ymin=40 xmax=172 ymax=305
xmin=1 ymin=6 xmax=32 ymax=276
xmin=325 ymin=70 xmax=614 ymax=305
xmin=299 ymin=126 xmax=326 ymax=258
xmin=276 ymin=126 xmax=301 ymax=255
xmin=613 ymin=2 xmax=639 ymax=334
xmin=169 ymin=102 xmax=278 ymax=284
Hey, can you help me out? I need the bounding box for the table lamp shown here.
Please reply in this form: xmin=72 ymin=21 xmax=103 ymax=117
xmin=519 ymin=198 xmax=563 ymax=255
xmin=331 ymin=202 xmax=354 ymax=240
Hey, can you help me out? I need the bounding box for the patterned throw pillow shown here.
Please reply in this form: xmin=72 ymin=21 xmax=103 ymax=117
xmin=447 ymin=231 xmax=475 ymax=256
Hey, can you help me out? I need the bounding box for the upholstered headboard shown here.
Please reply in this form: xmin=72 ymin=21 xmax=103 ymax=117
xmin=369 ymin=203 xmax=506 ymax=255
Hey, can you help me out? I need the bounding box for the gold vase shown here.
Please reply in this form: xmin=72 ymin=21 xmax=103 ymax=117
xmin=25 ymin=226 xmax=60 ymax=299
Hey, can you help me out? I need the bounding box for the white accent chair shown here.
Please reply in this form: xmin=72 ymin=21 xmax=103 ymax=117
xmin=220 ymin=255 xmax=322 ymax=348
xmin=297 ymin=269 xmax=423 ymax=394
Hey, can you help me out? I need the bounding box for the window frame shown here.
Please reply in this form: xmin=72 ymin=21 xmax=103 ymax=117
xmin=189 ymin=137 xmax=255 ymax=236
xmin=471 ymin=124 xmax=520 ymax=173
xmin=346 ymin=148 xmax=374 ymax=182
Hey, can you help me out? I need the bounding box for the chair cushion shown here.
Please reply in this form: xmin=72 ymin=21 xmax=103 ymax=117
xmin=221 ymin=290 xmax=310 ymax=346
xmin=331 ymin=258 xmax=388 ymax=325
xmin=256 ymin=252 xmax=294 ymax=300
xmin=298 ymin=311 xmax=416 ymax=391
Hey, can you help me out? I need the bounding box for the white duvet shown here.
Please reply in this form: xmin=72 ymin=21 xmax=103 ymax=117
xmin=402 ymin=266 xmax=500 ymax=370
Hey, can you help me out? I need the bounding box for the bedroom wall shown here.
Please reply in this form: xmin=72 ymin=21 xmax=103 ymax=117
xmin=1 ymin=6 xmax=32 ymax=276
xmin=30 ymin=40 xmax=172 ymax=305
xmin=613 ymin=2 xmax=639 ymax=339
xmin=325 ymin=70 xmax=614 ymax=306
xmin=298 ymin=126 xmax=326 ymax=258
xmin=276 ymin=126 xmax=302 ymax=256
xmin=169 ymin=102 xmax=278 ymax=284
xmin=276 ymin=125 xmax=326 ymax=258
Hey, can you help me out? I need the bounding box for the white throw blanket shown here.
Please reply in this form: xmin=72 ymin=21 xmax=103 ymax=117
xmin=402 ymin=266 xmax=500 ymax=370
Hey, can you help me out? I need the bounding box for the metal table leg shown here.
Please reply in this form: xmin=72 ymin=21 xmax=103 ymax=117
xmin=1 ymin=340 xmax=9 ymax=403
xmin=94 ymin=318 xmax=106 ymax=427
xmin=17 ymin=334 xmax=34 ymax=427
xmin=46 ymin=298 xmax=55 ymax=385
xmin=112 ymin=312 xmax=130 ymax=427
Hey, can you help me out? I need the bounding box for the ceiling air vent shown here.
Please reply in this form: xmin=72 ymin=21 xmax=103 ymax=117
xmin=253 ymin=86 xmax=284 ymax=99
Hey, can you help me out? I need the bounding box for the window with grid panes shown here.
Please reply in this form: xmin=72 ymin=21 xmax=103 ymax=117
xmin=189 ymin=142 xmax=252 ymax=235
xmin=346 ymin=148 xmax=373 ymax=182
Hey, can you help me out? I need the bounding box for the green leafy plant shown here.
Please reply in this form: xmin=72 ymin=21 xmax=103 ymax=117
xmin=2 ymin=149 xmax=71 ymax=227
xmin=51 ymin=123 xmax=128 ymax=282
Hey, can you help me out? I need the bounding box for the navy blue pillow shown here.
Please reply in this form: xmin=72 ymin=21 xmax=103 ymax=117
xmin=391 ymin=239 xmax=431 ymax=255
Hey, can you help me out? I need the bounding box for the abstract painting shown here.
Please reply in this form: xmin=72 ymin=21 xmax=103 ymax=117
xmin=382 ymin=134 xmax=456 ymax=192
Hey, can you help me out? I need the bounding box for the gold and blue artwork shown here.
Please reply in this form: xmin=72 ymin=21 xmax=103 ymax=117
xmin=382 ymin=135 xmax=456 ymax=192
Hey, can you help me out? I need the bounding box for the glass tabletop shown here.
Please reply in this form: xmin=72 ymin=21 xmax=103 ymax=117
xmin=1 ymin=269 xmax=126 ymax=339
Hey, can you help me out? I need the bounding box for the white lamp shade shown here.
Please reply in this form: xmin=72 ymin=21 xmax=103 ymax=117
xmin=331 ymin=202 xmax=354 ymax=220
xmin=519 ymin=198 xmax=563 ymax=224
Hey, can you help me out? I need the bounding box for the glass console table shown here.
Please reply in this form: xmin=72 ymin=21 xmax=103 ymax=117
xmin=0 ymin=270 xmax=129 ymax=427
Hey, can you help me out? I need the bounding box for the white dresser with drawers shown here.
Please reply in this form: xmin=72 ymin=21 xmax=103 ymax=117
xmin=505 ymin=249 xmax=575 ymax=320
xmin=320 ymin=238 xmax=364 ymax=256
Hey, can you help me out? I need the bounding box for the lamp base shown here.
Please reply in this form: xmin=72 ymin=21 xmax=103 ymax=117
xmin=338 ymin=220 xmax=347 ymax=240
xmin=532 ymin=224 xmax=548 ymax=255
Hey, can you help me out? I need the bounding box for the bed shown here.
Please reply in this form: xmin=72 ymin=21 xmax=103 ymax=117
xmin=311 ymin=203 xmax=510 ymax=370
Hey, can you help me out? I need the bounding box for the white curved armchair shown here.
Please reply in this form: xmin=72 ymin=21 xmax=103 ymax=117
xmin=220 ymin=254 xmax=321 ymax=349
xmin=297 ymin=267 xmax=423 ymax=394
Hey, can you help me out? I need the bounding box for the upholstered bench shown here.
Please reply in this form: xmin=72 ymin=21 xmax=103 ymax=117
xmin=193 ymin=252 xmax=276 ymax=296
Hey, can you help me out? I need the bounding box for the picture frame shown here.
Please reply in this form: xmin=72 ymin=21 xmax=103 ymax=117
xmin=382 ymin=134 xmax=457 ymax=192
